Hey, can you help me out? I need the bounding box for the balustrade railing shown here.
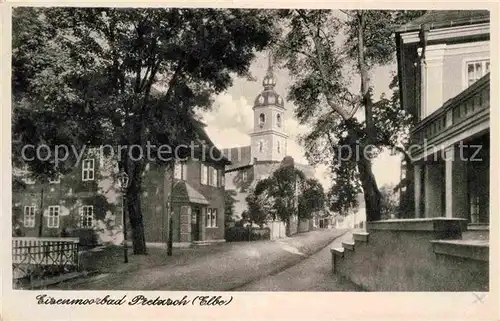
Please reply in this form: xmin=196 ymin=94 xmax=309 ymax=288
xmin=411 ymin=74 xmax=490 ymax=147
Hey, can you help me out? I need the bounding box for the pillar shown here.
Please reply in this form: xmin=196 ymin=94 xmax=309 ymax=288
xmin=424 ymin=44 xmax=446 ymax=116
xmin=414 ymin=164 xmax=423 ymax=218
xmin=424 ymin=163 xmax=444 ymax=217
xmin=444 ymin=147 xmax=468 ymax=219
xmin=179 ymin=205 xmax=191 ymax=243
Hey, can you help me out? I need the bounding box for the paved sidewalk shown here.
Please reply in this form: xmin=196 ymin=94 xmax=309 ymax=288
xmin=51 ymin=228 xmax=348 ymax=291
xmin=234 ymin=231 xmax=362 ymax=291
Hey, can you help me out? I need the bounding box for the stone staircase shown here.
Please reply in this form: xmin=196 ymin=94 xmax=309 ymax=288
xmin=330 ymin=219 xmax=489 ymax=291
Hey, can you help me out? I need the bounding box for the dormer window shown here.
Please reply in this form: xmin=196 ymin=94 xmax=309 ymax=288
xmin=259 ymin=113 xmax=265 ymax=127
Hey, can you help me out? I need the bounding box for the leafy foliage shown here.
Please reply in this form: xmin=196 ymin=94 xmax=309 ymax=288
xmin=298 ymin=178 xmax=325 ymax=219
xmin=379 ymin=184 xmax=399 ymax=219
xmin=224 ymin=189 xmax=238 ymax=224
xmin=247 ymin=162 xmax=325 ymax=224
xmin=12 ymin=7 xmax=279 ymax=253
xmin=273 ymin=10 xmax=425 ymax=220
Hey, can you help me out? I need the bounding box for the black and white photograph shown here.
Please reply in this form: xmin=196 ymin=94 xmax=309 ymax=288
xmin=4 ymin=3 xmax=496 ymax=315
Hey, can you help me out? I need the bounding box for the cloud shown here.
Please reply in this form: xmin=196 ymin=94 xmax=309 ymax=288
xmin=199 ymin=93 xmax=253 ymax=148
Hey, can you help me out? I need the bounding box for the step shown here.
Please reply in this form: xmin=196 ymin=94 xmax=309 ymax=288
xmin=330 ymin=247 xmax=344 ymax=257
xmin=353 ymin=232 xmax=369 ymax=243
xmin=342 ymin=241 xmax=355 ymax=251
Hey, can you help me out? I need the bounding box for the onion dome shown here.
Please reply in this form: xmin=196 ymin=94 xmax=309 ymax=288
xmin=253 ymin=54 xmax=285 ymax=109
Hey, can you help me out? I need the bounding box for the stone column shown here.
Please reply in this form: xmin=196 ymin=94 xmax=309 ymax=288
xmin=444 ymin=146 xmax=468 ymax=219
xmin=414 ymin=164 xmax=423 ymax=218
xmin=424 ymin=163 xmax=444 ymax=217
xmin=424 ymin=44 xmax=446 ymax=116
xmin=200 ymin=207 xmax=206 ymax=241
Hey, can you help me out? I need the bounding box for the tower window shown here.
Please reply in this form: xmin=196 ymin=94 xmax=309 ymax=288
xmin=277 ymin=141 xmax=280 ymax=153
xmin=259 ymin=113 xmax=265 ymax=127
xmin=259 ymin=141 xmax=263 ymax=152
xmin=277 ymin=114 xmax=282 ymax=128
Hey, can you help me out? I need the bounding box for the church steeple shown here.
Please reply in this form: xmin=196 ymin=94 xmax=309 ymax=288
xmin=262 ymin=52 xmax=277 ymax=90
xmin=250 ymin=51 xmax=288 ymax=163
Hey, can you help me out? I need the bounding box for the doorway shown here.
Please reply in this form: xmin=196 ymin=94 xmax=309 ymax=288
xmin=191 ymin=207 xmax=201 ymax=241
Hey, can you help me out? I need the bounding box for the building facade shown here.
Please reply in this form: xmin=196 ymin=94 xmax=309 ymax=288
xmin=12 ymin=150 xmax=123 ymax=246
xmin=12 ymin=120 xmax=228 ymax=247
xmin=395 ymin=11 xmax=490 ymax=230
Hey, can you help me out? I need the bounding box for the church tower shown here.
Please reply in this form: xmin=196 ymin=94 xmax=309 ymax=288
xmin=250 ymin=54 xmax=288 ymax=162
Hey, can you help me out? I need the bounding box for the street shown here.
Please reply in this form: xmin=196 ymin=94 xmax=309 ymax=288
xmin=51 ymin=229 xmax=360 ymax=291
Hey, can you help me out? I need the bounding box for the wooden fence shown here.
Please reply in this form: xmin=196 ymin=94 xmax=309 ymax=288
xmin=12 ymin=237 xmax=81 ymax=281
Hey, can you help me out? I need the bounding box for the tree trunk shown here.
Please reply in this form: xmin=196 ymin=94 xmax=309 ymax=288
xmin=356 ymin=11 xmax=381 ymax=222
xmin=127 ymin=185 xmax=147 ymax=254
xmin=357 ymin=156 xmax=381 ymax=221
xmin=124 ymin=158 xmax=147 ymax=255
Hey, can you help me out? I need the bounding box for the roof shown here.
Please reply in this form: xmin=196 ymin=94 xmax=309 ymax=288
xmin=222 ymin=145 xmax=252 ymax=171
xmin=171 ymin=181 xmax=209 ymax=205
xmin=191 ymin=118 xmax=230 ymax=165
xmin=396 ymin=10 xmax=490 ymax=33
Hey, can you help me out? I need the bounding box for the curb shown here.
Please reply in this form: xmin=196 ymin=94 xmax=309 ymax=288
xmin=30 ymin=270 xmax=100 ymax=289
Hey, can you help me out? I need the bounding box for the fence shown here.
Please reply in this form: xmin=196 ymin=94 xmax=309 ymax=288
xmin=12 ymin=237 xmax=81 ymax=283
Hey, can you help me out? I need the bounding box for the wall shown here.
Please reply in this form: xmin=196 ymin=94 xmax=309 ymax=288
xmin=298 ymin=219 xmax=310 ymax=233
xmin=332 ymin=219 xmax=489 ymax=291
xmin=268 ymin=220 xmax=286 ymax=240
xmin=442 ymin=41 xmax=489 ymax=103
xmin=183 ymin=158 xmax=225 ymax=241
xmin=13 ymin=153 xmax=122 ymax=246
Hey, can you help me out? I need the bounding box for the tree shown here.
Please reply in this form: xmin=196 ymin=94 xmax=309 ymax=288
xmin=298 ymin=178 xmax=325 ymax=219
xmin=273 ymin=10 xmax=425 ymax=221
xmin=224 ymin=189 xmax=238 ymax=225
xmin=244 ymin=190 xmax=270 ymax=227
xmin=379 ymin=184 xmax=399 ymax=220
xmin=12 ymin=8 xmax=279 ymax=254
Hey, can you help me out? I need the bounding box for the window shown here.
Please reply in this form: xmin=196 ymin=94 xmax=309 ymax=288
xmin=466 ymin=59 xmax=490 ymax=87
xmin=242 ymin=171 xmax=248 ymax=182
xmin=259 ymin=141 xmax=263 ymax=152
xmin=277 ymin=141 xmax=280 ymax=153
xmin=47 ymin=206 xmax=60 ymax=228
xmin=23 ymin=206 xmax=36 ymax=228
xmin=82 ymin=159 xmax=95 ymax=181
xmin=277 ymin=114 xmax=282 ymax=128
xmin=470 ymin=196 xmax=480 ymax=224
xmin=49 ymin=174 xmax=61 ymax=184
xmin=210 ymin=167 xmax=218 ymax=187
xmin=206 ymin=208 xmax=217 ymax=228
xmin=174 ymin=161 xmax=188 ymax=180
xmin=201 ymin=164 xmax=209 ymax=185
xmin=80 ymin=206 xmax=94 ymax=228
xmin=259 ymin=113 xmax=265 ymax=127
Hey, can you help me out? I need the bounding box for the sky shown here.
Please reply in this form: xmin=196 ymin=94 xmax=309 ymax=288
xmin=199 ymin=52 xmax=402 ymax=190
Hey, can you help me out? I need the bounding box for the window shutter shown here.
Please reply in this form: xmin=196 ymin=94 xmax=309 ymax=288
xmin=174 ymin=162 xmax=181 ymax=179
xmin=211 ymin=167 xmax=217 ymax=187
xmin=201 ymin=164 xmax=207 ymax=185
